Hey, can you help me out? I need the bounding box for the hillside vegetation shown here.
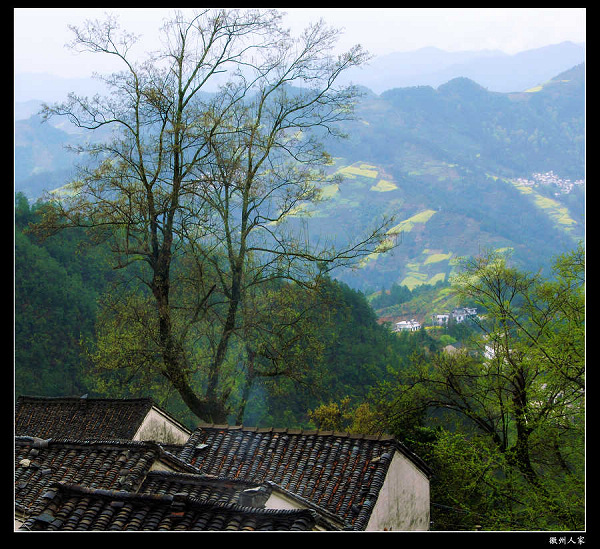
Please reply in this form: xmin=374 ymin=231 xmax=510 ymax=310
xmin=14 ymin=36 xmax=585 ymax=530
xmin=15 ymin=65 xmax=584 ymax=294
xmin=299 ymin=64 xmax=585 ymax=291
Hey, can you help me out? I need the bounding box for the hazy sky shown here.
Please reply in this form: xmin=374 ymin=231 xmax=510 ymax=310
xmin=14 ymin=8 xmax=586 ymax=79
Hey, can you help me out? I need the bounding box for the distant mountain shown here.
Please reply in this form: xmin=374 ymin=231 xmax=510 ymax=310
xmin=340 ymin=41 xmax=585 ymax=94
xmin=14 ymin=42 xmax=585 ymax=109
xmin=14 ymin=115 xmax=82 ymax=199
xmin=14 ymin=100 xmax=45 ymax=121
xmin=14 ymin=62 xmax=584 ymax=293
xmin=302 ymin=64 xmax=585 ymax=290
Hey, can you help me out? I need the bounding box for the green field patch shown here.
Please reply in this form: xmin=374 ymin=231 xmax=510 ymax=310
xmin=370 ymin=179 xmax=398 ymax=192
xmin=432 ymin=286 xmax=454 ymax=303
xmin=388 ymin=209 xmax=436 ymax=235
xmin=360 ymin=211 xmax=434 ymax=267
xmin=268 ymin=202 xmax=312 ymax=225
xmin=424 ymin=251 xmax=453 ymax=265
xmin=320 ymin=183 xmax=339 ymax=199
xmin=533 ymin=195 xmax=576 ymax=225
xmin=358 ymin=243 xmax=394 ymax=268
xmin=401 ymin=270 xmax=447 ymax=289
xmin=405 ymin=160 xmax=459 ymax=181
xmin=401 ymin=273 xmax=429 ymax=289
xmin=338 ymin=162 xmax=379 ymax=179
xmin=428 ymin=272 xmax=447 ymax=285
xmin=511 ymin=181 xmax=577 ymax=230
xmin=515 ymin=184 xmax=534 ymax=194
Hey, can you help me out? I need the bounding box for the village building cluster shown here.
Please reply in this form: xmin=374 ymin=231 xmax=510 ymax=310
xmin=513 ymin=171 xmax=584 ymax=195
xmin=393 ymin=308 xmax=478 ymax=333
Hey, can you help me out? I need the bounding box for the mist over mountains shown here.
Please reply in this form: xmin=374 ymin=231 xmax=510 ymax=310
xmin=15 ymin=41 xmax=585 ymax=109
xmin=340 ymin=41 xmax=585 ymax=94
xmin=14 ymin=42 xmax=585 ymax=292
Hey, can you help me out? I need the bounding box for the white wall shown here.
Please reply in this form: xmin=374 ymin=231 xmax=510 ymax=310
xmin=366 ymin=451 xmax=430 ymax=531
xmin=134 ymin=408 xmax=190 ymax=444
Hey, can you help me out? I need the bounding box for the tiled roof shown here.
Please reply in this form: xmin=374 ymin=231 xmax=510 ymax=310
xmin=15 ymin=396 xmax=156 ymax=440
xmin=177 ymin=425 xmax=431 ymax=530
xmin=138 ymin=471 xmax=344 ymax=530
xmin=14 ymin=436 xmax=195 ymax=520
xmin=139 ymin=471 xmax=272 ymax=508
xmin=20 ymin=482 xmax=318 ymax=531
xmin=14 ymin=397 xmax=432 ymax=531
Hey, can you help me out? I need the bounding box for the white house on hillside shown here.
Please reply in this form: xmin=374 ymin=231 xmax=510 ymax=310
xmin=431 ymin=313 xmax=450 ymax=326
xmin=452 ymin=307 xmax=477 ymax=323
xmin=394 ymin=319 xmax=421 ymax=332
xmin=431 ymin=308 xmax=478 ymax=326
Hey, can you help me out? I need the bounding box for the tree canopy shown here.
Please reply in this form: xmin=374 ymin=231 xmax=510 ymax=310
xmin=34 ymin=9 xmax=392 ymax=423
xmin=362 ymin=244 xmax=585 ymax=530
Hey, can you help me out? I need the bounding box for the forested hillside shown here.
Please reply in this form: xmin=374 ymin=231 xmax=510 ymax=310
xmin=15 ymin=194 xmax=584 ymax=530
xmin=304 ymin=64 xmax=585 ymax=291
xmin=15 ymin=193 xmax=439 ymax=428
xmin=16 ymin=64 xmax=584 ymax=293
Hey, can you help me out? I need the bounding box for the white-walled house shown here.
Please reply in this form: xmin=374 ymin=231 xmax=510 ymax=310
xmin=431 ymin=308 xmax=478 ymax=326
xmin=15 ymin=395 xmax=191 ymax=444
xmin=431 ymin=313 xmax=450 ymax=326
xmin=452 ymin=307 xmax=477 ymax=323
xmin=394 ymin=319 xmax=422 ymax=332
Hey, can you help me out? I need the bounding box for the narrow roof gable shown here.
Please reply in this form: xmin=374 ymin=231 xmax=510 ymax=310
xmin=14 ymin=436 xmax=194 ymax=520
xmin=139 ymin=470 xmax=272 ymax=508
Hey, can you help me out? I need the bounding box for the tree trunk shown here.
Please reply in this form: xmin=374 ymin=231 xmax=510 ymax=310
xmin=151 ymin=249 xmax=229 ymax=423
xmin=235 ymin=346 xmax=256 ymax=425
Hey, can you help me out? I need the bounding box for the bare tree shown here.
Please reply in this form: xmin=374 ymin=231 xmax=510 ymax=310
xmin=37 ymin=9 xmax=391 ymax=422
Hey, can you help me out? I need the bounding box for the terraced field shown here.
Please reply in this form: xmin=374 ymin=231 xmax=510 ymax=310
xmin=511 ymin=181 xmax=579 ymax=236
xmin=287 ymin=157 xmax=582 ymax=292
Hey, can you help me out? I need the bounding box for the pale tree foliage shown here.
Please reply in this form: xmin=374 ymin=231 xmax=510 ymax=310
xmin=37 ymin=9 xmax=391 ymax=423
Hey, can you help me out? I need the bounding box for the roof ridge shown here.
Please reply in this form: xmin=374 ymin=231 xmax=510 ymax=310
xmin=15 ymin=435 xmax=163 ymax=451
xmin=195 ymin=423 xmax=396 ymax=441
xmin=144 ymin=470 xmax=266 ymax=487
xmin=52 ymin=481 xmax=317 ymax=518
xmin=17 ymin=395 xmax=154 ymax=405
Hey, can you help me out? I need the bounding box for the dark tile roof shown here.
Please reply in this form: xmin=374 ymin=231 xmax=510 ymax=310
xmin=176 ymin=425 xmax=431 ymax=530
xmin=138 ymin=471 xmax=344 ymax=529
xmin=20 ymin=482 xmax=318 ymax=531
xmin=14 ymin=436 xmax=195 ymax=520
xmin=139 ymin=471 xmax=272 ymax=508
xmin=15 ymin=396 xmax=156 ymax=440
xmin=14 ymin=398 xmax=432 ymax=531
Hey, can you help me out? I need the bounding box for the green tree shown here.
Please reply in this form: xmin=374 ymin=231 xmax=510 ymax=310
xmin=369 ymin=245 xmax=584 ymax=530
xmin=35 ymin=9 xmax=390 ymax=423
xmin=15 ymin=194 xmax=112 ymax=397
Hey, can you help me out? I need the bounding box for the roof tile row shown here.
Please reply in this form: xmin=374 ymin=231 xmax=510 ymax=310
xmin=21 ymin=482 xmax=317 ymax=531
xmin=15 ymin=396 xmax=157 ymax=440
xmin=177 ymin=424 xmax=403 ymax=529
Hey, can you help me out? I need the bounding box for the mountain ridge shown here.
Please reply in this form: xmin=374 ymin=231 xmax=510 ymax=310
xmin=14 ymin=41 xmax=585 ymax=107
xmin=303 ymin=64 xmax=584 ymax=290
xmin=339 ymin=41 xmax=585 ymax=94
